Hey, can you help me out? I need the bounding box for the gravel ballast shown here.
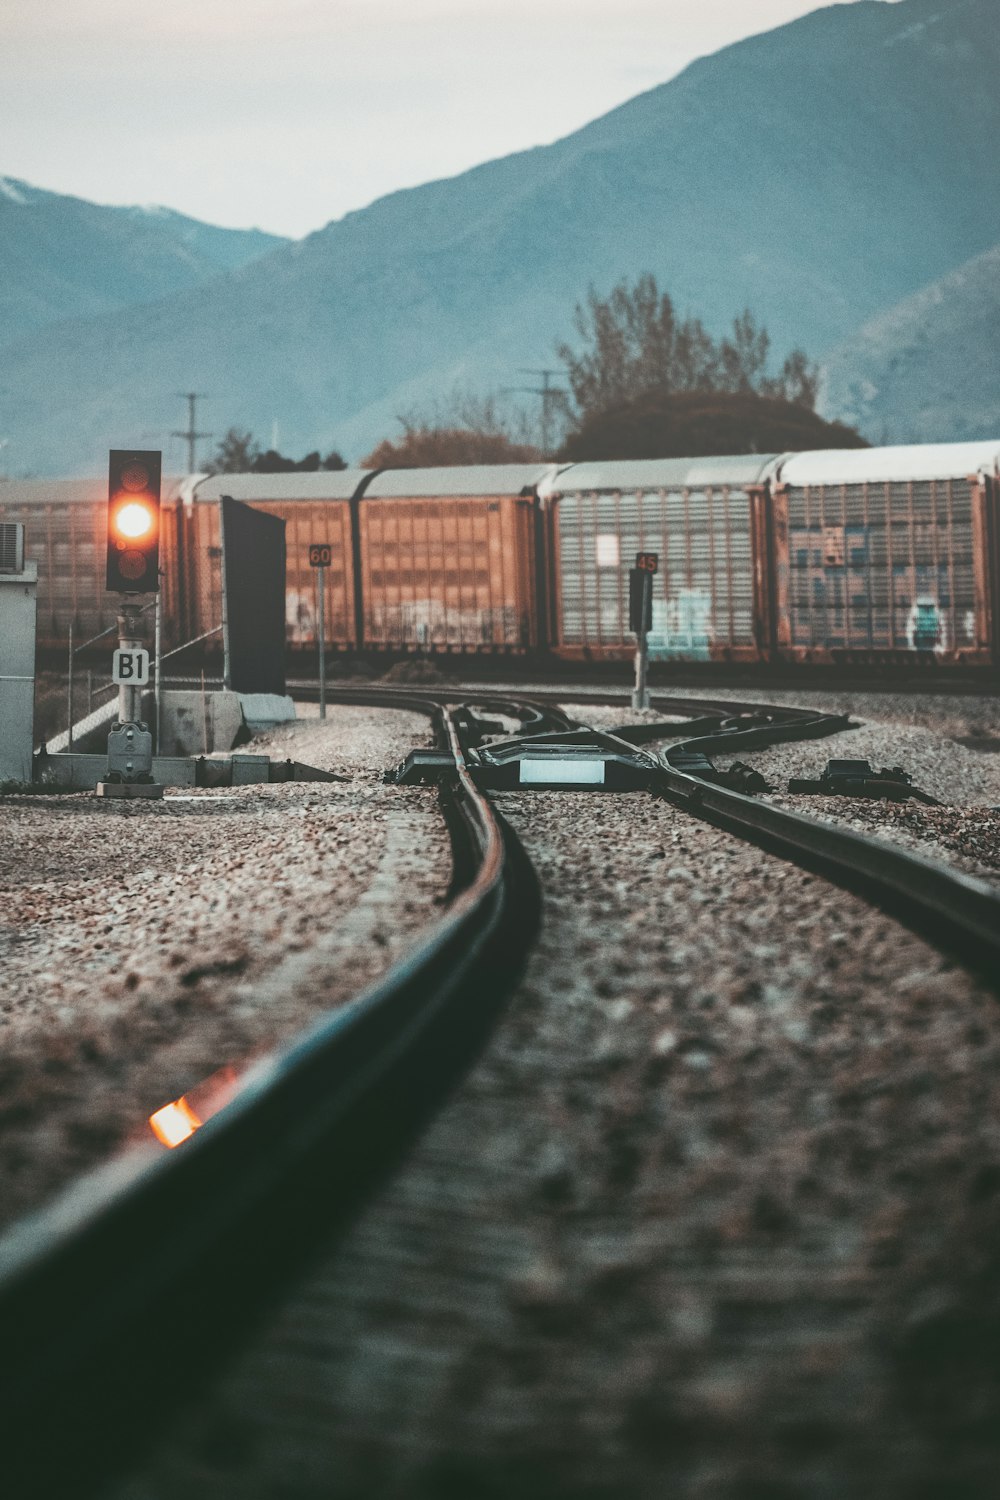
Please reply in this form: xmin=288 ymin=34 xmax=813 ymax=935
xmin=0 ymin=704 xmax=447 ymax=1231
xmin=107 ymin=767 xmax=1000 ymax=1499
xmin=566 ymin=692 xmax=1000 ymax=888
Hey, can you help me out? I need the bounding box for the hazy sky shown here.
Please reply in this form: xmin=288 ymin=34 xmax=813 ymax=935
xmin=2 ymin=0 xmax=904 ymax=239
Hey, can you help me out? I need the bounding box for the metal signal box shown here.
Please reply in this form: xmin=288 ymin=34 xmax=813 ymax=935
xmin=106 ymin=722 xmax=154 ymax=782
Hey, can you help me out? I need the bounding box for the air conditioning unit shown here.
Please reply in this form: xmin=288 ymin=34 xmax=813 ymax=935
xmin=0 ymin=522 xmax=25 ymax=574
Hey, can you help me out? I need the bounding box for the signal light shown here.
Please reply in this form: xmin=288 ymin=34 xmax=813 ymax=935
xmin=106 ymin=448 xmax=161 ymax=593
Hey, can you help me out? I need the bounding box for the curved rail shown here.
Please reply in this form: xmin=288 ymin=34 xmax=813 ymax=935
xmin=644 ymin=710 xmax=1000 ymax=982
xmin=0 ymin=692 xmax=542 ymax=1499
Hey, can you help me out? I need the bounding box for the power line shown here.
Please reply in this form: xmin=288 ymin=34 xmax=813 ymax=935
xmin=172 ymin=392 xmax=211 ymax=473
xmin=502 ymin=368 xmax=567 ymax=456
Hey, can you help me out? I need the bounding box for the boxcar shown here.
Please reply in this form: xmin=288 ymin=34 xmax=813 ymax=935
xmin=543 ymin=456 xmax=781 ymax=662
xmin=0 ymin=477 xmax=185 ymax=653
xmin=185 ymin=471 xmax=370 ymax=651
xmin=769 ymin=442 xmax=1000 ymax=667
xmin=358 ymin=465 xmax=554 ymax=652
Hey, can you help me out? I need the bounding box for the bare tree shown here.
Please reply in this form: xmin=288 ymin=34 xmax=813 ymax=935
xmin=362 ymin=420 xmax=541 ymax=469
xmin=557 ymin=274 xmax=818 ymax=420
xmin=206 ymin=427 xmax=260 ymax=473
xmin=362 ymin=387 xmax=544 ymax=467
xmin=718 ymin=309 xmax=771 ymax=393
xmin=763 ymin=348 xmax=819 ymax=409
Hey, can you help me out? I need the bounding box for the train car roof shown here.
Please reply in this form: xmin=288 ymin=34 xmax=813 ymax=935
xmin=0 ymin=476 xmax=188 ymax=505
xmin=777 ymin=441 xmax=1000 ymax=486
xmin=542 ymin=455 xmax=782 ymax=496
xmin=363 ymin=464 xmax=559 ymax=498
xmin=191 ymin=470 xmax=371 ymax=502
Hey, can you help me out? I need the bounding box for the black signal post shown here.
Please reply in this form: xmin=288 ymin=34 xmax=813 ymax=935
xmin=101 ymin=449 xmax=163 ymax=797
xmin=629 ymin=551 xmax=657 ymax=708
xmin=309 ymin=541 xmax=331 ymax=719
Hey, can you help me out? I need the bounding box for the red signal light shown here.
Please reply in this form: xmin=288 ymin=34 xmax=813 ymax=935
xmin=106 ymin=449 xmax=161 ymax=593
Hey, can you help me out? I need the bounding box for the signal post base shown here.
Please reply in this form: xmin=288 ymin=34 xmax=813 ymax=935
xmin=96 ymin=781 xmax=164 ymax=801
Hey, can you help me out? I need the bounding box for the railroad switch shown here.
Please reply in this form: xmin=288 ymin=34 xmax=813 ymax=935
xmin=787 ymin=759 xmax=940 ymax=804
xmin=389 ymin=749 xmax=458 ymax=785
xmin=718 ymin=760 xmax=773 ymax=795
xmin=667 ymin=747 xmax=773 ymax=794
xmin=471 ymin=736 xmax=659 ymax=791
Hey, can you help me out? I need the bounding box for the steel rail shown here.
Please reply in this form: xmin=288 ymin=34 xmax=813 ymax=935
xmin=643 ymin=716 xmax=1000 ymax=981
xmin=0 ymin=691 xmax=541 ymax=1499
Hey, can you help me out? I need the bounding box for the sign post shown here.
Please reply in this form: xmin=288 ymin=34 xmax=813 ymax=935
xmin=629 ymin=552 xmax=658 ymax=710
xmin=309 ymin=543 xmax=332 ymax=719
xmin=101 ymin=449 xmax=162 ymax=796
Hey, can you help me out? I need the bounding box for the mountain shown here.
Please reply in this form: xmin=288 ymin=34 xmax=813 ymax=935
xmin=0 ymin=177 xmax=288 ymax=346
xmin=1 ymin=0 xmax=998 ymax=475
xmin=818 ymin=241 xmax=1000 ymax=442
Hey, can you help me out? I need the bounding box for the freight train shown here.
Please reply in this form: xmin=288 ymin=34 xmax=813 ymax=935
xmin=2 ymin=440 xmax=998 ymax=676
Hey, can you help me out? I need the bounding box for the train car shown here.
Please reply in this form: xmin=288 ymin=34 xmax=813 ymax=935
xmin=542 ymin=456 xmax=781 ymax=662
xmin=9 ymin=440 xmax=1000 ymax=679
xmin=0 ymin=476 xmax=185 ymax=654
xmin=768 ymin=442 xmax=1000 ymax=668
xmin=357 ymin=465 xmax=556 ymax=652
xmin=184 ymin=470 xmax=370 ymax=651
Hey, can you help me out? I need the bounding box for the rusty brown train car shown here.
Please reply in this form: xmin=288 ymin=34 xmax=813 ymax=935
xmin=356 ymin=466 xmax=548 ymax=652
xmin=0 ymin=476 xmax=186 ymax=653
xmin=183 ymin=471 xmax=364 ymax=651
xmin=2 ymin=440 xmax=997 ymax=677
xmin=185 ymin=464 xmax=551 ymax=654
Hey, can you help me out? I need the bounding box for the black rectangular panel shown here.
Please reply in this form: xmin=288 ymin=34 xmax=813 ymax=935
xmin=628 ymin=568 xmax=653 ymax=635
xmin=220 ymin=495 xmax=287 ymax=695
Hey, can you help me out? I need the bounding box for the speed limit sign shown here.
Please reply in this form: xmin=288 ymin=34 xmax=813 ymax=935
xmin=309 ymin=543 xmax=332 ymax=568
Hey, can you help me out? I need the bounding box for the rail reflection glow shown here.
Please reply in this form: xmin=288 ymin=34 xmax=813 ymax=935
xmin=148 ymin=1065 xmax=241 ymax=1149
xmin=149 ymin=1097 xmax=202 ymax=1148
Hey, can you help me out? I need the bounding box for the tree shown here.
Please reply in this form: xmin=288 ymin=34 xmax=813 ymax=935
xmin=207 ymin=427 xmax=260 ymax=473
xmin=556 ymin=274 xmax=819 ymax=422
xmin=362 ymin=422 xmax=541 ymax=468
xmin=362 ymin=392 xmax=543 ymax=467
xmin=559 ymin=389 xmax=868 ymax=463
xmin=206 ymin=431 xmax=349 ymax=474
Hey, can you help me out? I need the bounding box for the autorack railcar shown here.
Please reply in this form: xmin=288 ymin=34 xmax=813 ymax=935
xmin=767 ymin=442 xmax=1000 ymax=667
xmin=2 ymin=440 xmax=998 ymax=677
xmin=541 ymin=455 xmax=780 ymax=663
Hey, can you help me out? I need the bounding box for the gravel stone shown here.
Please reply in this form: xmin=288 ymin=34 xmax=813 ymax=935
xmin=566 ymin=689 xmax=1000 ymax=887
xmin=106 ymin=770 xmax=1000 ymax=1500
xmin=0 ymin=704 xmax=447 ymax=1230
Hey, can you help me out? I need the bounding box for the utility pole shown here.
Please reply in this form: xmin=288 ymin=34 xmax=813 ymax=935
xmin=172 ymin=392 xmax=211 ymax=473
xmin=503 ymin=368 xmax=567 ymax=457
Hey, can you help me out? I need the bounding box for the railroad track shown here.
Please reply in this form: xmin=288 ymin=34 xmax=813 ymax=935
xmin=441 ymin=682 xmax=1000 ymax=979
xmin=3 ymin=682 xmax=998 ymax=1496
xmin=0 ymin=690 xmax=543 ymax=1500
xmin=312 ymin=680 xmax=1000 ymax=973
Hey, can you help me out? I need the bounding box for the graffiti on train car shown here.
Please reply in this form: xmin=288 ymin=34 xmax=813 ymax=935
xmin=367 ymin=599 xmax=525 ymax=648
xmin=7 ymin=443 xmax=997 ymax=672
xmin=647 ymin=589 xmax=712 ymax=660
xmin=287 ymin=589 xmax=316 ymax=643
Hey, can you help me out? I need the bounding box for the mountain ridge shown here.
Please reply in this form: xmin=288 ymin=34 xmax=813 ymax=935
xmin=0 ymin=176 xmax=288 ymax=348
xmin=819 ymin=240 xmax=1000 ymax=442
xmin=1 ymin=0 xmax=996 ymax=475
